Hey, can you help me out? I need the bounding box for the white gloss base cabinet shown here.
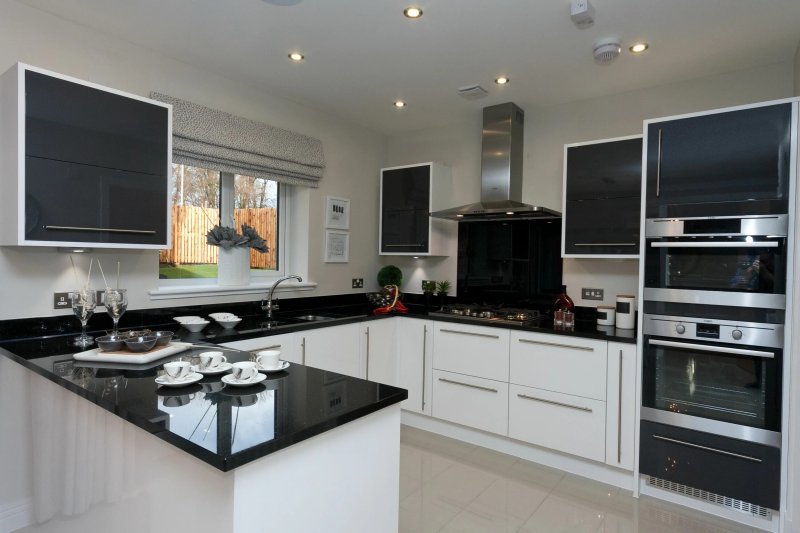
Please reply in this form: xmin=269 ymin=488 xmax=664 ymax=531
xmin=220 ymin=332 xmax=301 ymax=365
xmin=431 ymin=370 xmax=509 ymax=436
xmin=433 ymin=323 xmax=510 ymax=382
xmin=606 ymin=342 xmax=637 ymax=470
xmin=508 ymin=383 xmax=607 ymax=463
xmin=396 ymin=318 xmax=433 ymax=416
xmin=301 ymin=323 xmax=363 ymax=378
xmin=361 ymin=319 xmax=397 ymax=385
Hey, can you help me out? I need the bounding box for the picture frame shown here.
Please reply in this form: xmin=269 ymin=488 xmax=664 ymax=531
xmin=325 ymin=196 xmax=350 ymax=230
xmin=324 ymin=230 xmax=349 ymax=263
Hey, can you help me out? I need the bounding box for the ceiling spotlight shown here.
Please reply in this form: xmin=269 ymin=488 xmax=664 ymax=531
xmin=505 ymin=212 xmax=514 ymax=215
xmin=495 ymin=76 xmax=510 ymax=85
xmin=403 ymin=6 xmax=423 ymax=18
xmin=629 ymin=42 xmax=649 ymax=54
xmin=393 ymin=100 xmax=407 ymax=108
xmin=288 ymin=52 xmax=305 ymax=61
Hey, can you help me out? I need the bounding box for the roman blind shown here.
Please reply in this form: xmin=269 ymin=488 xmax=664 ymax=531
xmin=150 ymin=92 xmax=324 ymax=187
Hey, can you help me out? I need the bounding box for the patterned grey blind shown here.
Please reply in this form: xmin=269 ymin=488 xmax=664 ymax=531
xmin=150 ymin=92 xmax=324 ymax=187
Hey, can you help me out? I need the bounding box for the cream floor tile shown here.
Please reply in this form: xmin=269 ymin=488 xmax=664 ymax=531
xmin=399 ymin=496 xmax=461 ymax=533
xmin=466 ymin=477 xmax=550 ymax=524
xmin=404 ymin=460 xmax=500 ymax=511
xmin=552 ymin=473 xmax=620 ymax=508
xmin=519 ymin=494 xmax=606 ymax=533
xmin=504 ymin=457 xmax=566 ymax=491
xmin=401 ymin=426 xmax=478 ymax=463
xmin=461 ymin=445 xmax=520 ymax=474
xmin=401 ymin=443 xmax=457 ymax=484
xmin=439 ymin=508 xmax=525 ymax=533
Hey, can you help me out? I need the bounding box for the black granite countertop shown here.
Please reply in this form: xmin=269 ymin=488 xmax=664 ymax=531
xmin=0 ymin=339 xmax=407 ymax=471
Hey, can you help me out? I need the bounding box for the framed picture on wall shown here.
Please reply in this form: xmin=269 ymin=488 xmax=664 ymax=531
xmin=325 ymin=196 xmax=350 ymax=230
xmin=324 ymin=230 xmax=349 ymax=263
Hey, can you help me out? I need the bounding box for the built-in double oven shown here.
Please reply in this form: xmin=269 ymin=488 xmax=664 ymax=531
xmin=639 ymin=214 xmax=788 ymax=513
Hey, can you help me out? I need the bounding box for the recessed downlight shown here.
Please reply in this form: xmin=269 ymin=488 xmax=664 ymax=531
xmin=403 ymin=6 xmax=423 ymax=18
xmin=505 ymin=211 xmax=514 ymax=215
xmin=393 ymin=100 xmax=407 ymax=108
xmin=629 ymin=42 xmax=649 ymax=54
xmin=495 ymin=76 xmax=510 ymax=85
xmin=288 ymin=52 xmax=305 ymax=61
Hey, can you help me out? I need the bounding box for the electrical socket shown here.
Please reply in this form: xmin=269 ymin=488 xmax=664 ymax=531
xmin=352 ymin=278 xmax=364 ymax=289
xmin=581 ymin=287 xmax=604 ymax=301
xmin=53 ymin=292 xmax=71 ymax=310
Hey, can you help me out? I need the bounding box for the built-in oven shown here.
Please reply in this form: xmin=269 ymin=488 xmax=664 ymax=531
xmin=640 ymin=313 xmax=782 ymax=512
xmin=644 ymin=215 xmax=788 ymax=310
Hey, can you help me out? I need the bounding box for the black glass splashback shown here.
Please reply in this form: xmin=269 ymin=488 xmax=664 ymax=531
xmin=457 ymin=219 xmax=562 ymax=307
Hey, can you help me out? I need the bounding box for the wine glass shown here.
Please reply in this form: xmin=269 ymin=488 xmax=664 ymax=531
xmin=104 ymin=288 xmax=128 ymax=335
xmin=69 ymin=289 xmax=97 ymax=347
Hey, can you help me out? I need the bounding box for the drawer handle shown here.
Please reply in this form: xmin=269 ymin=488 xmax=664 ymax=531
xmin=439 ymin=378 xmax=498 ymax=393
xmin=253 ymin=344 xmax=281 ymax=352
xmin=384 ymin=244 xmax=424 ymax=247
xmin=517 ymin=394 xmax=593 ymax=413
xmin=518 ymin=338 xmax=594 ymax=351
xmin=440 ymin=328 xmax=500 ymax=339
xmin=44 ymin=225 xmax=156 ymax=235
xmin=652 ymin=435 xmax=762 ymax=463
xmin=573 ymin=243 xmax=637 ymax=247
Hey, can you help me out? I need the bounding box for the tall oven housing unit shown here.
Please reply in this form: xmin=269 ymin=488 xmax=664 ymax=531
xmin=639 ymin=99 xmax=797 ymax=519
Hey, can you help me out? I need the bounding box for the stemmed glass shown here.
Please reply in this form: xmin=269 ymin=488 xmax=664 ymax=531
xmin=70 ymin=289 xmax=97 ymax=347
xmin=103 ymin=288 xmax=128 ymax=335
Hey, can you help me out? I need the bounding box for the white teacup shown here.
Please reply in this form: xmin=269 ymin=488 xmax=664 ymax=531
xmin=199 ymin=351 xmax=227 ymax=370
xmin=164 ymin=360 xmax=193 ymax=381
xmin=231 ymin=361 xmax=259 ymax=382
xmin=256 ymin=350 xmax=281 ymax=370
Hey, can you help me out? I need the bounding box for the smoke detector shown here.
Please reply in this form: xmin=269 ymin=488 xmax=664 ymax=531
xmin=457 ymin=85 xmax=489 ymax=100
xmin=593 ymin=41 xmax=621 ymax=64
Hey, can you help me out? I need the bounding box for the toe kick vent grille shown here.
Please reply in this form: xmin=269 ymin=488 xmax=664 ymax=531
xmin=646 ymin=476 xmax=772 ymax=520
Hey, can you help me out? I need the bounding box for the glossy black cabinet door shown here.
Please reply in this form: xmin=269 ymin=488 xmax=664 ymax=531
xmin=645 ymin=103 xmax=792 ymax=218
xmin=381 ymin=165 xmax=430 ymax=254
xmin=23 ymin=69 xmax=169 ymax=246
xmin=564 ymin=138 xmax=642 ymax=256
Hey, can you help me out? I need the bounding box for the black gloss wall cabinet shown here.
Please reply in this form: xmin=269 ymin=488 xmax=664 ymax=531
xmin=379 ymin=163 xmax=453 ymax=256
xmin=0 ymin=63 xmax=172 ymax=248
xmin=645 ymin=101 xmax=793 ymax=219
xmin=562 ymin=135 xmax=643 ymax=257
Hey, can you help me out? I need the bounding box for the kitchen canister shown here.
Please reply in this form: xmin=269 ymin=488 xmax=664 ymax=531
xmin=615 ymin=295 xmax=636 ymax=329
xmin=596 ymin=305 xmax=616 ymax=326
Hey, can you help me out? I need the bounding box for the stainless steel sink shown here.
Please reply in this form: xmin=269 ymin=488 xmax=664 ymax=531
xmin=291 ymin=314 xmax=337 ymax=322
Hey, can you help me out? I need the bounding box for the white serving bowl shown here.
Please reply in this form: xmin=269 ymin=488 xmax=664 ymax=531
xmin=216 ymin=317 xmax=242 ymax=330
xmin=209 ymin=312 xmax=235 ymax=320
xmin=181 ymin=320 xmax=210 ymax=333
xmin=174 ymin=315 xmax=202 ymax=323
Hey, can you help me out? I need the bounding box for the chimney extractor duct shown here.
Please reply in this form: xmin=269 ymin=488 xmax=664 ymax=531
xmin=430 ymin=103 xmax=560 ymax=221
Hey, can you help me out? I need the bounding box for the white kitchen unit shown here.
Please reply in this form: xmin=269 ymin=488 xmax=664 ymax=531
xmin=220 ymin=332 xmax=301 ymax=364
xmin=396 ymin=317 xmax=433 ymax=415
xmin=0 ymin=63 xmax=171 ymax=249
xmin=432 ymin=322 xmax=510 ymax=382
xmin=300 ymin=323 xmax=363 ymax=378
xmin=431 ymin=369 xmax=509 ymax=436
xmin=605 ymin=342 xmax=637 ymax=470
xmin=361 ymin=318 xmax=397 ymax=384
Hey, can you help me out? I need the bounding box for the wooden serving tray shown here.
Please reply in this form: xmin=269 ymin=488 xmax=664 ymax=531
xmin=73 ymin=342 xmax=192 ymax=364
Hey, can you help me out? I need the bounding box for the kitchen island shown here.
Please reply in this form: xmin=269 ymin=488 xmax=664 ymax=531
xmin=0 ymin=336 xmax=407 ymax=533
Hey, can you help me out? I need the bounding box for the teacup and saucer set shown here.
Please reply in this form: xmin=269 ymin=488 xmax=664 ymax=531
xmin=195 ymin=351 xmax=232 ymax=375
xmin=221 ymin=361 xmax=267 ymax=387
xmin=254 ymin=350 xmax=290 ymax=373
xmin=155 ymin=360 xmax=203 ymax=388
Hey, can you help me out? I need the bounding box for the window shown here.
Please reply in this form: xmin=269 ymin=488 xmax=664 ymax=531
xmin=159 ymin=164 xmax=281 ymax=282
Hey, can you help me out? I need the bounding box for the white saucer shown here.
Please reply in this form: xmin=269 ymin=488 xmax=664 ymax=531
xmin=155 ymin=372 xmax=203 ymax=388
xmin=257 ymin=360 xmax=290 ymax=373
xmin=221 ymin=373 xmax=267 ymax=388
xmin=196 ymin=362 xmax=233 ymax=375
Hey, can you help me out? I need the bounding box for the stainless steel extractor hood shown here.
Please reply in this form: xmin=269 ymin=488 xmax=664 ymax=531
xmin=430 ymin=102 xmax=560 ymax=221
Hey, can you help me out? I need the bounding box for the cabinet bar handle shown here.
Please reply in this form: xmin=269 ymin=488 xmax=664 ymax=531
xmin=365 ymin=327 xmax=370 ymax=378
xmin=648 ymin=339 xmax=774 ymax=359
xmin=301 ymin=337 xmax=306 ymax=365
xmin=517 ymin=394 xmax=593 ymax=413
xmin=440 ymin=328 xmax=499 ymax=339
xmin=652 ymin=435 xmax=761 ymax=463
xmin=573 ymin=243 xmax=637 ymax=247
xmin=384 ymin=244 xmax=424 ymax=247
xmin=656 ymin=128 xmax=663 ymax=198
xmin=617 ymin=349 xmax=623 ymax=464
xmin=518 ymin=338 xmax=594 ymax=351
xmin=439 ymin=378 xmax=498 ymax=393
xmin=422 ymin=325 xmax=428 ymax=411
xmin=44 ymin=225 xmax=156 ymax=235
xmin=650 ymin=241 xmax=778 ymax=249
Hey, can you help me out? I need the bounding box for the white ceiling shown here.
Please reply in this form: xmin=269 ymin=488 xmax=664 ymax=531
xmin=19 ymin=0 xmax=800 ymax=134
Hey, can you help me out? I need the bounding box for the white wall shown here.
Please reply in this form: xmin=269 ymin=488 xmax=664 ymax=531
xmin=0 ymin=0 xmax=387 ymax=320
xmin=385 ymin=61 xmax=795 ymax=307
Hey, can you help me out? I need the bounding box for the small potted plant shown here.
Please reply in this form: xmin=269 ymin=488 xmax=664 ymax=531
xmin=368 ymin=265 xmax=408 ymax=314
xmin=421 ymin=280 xmax=436 ymax=310
xmin=206 ymin=224 xmax=268 ymax=286
xmin=436 ymin=280 xmax=451 ymax=310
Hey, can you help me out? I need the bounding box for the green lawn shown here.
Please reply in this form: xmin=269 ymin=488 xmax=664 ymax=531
xmin=159 ymin=263 xmax=218 ymax=279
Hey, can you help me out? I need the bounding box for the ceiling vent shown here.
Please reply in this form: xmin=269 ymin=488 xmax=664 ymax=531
xmin=457 ymin=85 xmax=489 ymax=100
xmin=594 ymin=41 xmax=621 ymax=64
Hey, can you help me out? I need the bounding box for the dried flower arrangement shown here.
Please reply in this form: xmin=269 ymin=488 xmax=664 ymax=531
xmin=206 ymin=224 xmax=268 ymax=253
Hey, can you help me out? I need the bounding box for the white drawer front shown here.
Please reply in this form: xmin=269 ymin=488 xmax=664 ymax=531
xmin=508 ymin=384 xmax=606 ymax=463
xmin=509 ymin=332 xmax=607 ymax=400
xmin=431 ymin=370 xmax=508 ymax=436
xmin=433 ymin=323 xmax=509 ymax=381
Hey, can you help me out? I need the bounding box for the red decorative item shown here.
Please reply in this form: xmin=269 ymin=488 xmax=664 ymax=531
xmin=372 ymin=285 xmax=408 ymax=315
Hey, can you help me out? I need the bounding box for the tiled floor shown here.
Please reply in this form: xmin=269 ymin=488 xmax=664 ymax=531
xmin=399 ymin=426 xmax=764 ymax=533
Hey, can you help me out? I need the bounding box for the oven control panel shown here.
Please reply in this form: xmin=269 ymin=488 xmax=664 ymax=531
xmin=644 ymin=314 xmax=784 ymax=349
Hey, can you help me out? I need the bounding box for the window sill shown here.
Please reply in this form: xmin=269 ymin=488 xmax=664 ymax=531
xmin=148 ymin=281 xmax=317 ymax=300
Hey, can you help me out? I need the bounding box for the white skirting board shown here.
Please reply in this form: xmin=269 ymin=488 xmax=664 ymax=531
xmin=401 ymin=410 xmax=635 ymax=491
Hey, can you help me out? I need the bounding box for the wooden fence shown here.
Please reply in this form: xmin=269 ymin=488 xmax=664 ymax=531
xmin=159 ymin=205 xmax=277 ymax=269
